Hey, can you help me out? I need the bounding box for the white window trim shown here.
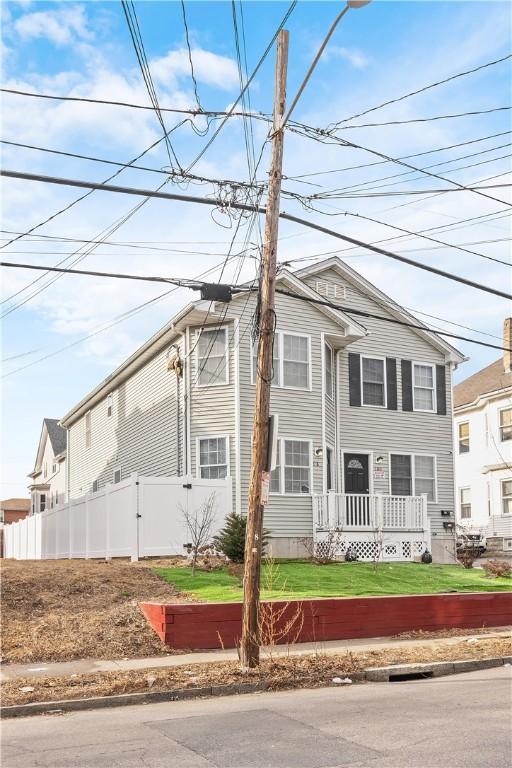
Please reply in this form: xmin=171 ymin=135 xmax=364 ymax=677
xmin=85 ymin=410 xmax=92 ymax=449
xmin=498 ymin=405 xmax=512 ymax=443
xmin=113 ymin=466 xmax=122 ymax=484
xmin=458 ymin=420 xmax=470 ymax=454
xmin=341 ymin=449 xmax=374 ymax=494
xmin=196 ymin=326 xmax=230 ymax=388
xmin=325 ymin=342 xmax=334 ymax=401
xmin=459 ymin=486 xmax=472 ymax=519
xmin=250 ymin=331 xmax=312 ymax=392
xmin=360 ymin=355 xmax=387 ymax=409
xmin=196 ymin=435 xmax=231 ymax=479
xmin=388 ymin=452 xmax=438 ymax=503
xmin=412 ymin=361 xmax=437 ymax=413
xmin=269 ymin=438 xmax=313 ymax=496
xmin=502 ymin=478 xmax=512 ymax=514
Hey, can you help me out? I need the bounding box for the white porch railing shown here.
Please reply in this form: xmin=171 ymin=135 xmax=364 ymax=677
xmin=313 ymin=492 xmax=428 ymax=531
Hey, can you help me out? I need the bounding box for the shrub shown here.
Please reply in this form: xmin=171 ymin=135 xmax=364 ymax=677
xmin=456 ymin=545 xmax=480 ymax=569
xmin=482 ymin=559 xmax=512 ymax=579
xmin=213 ymin=512 xmax=268 ymax=563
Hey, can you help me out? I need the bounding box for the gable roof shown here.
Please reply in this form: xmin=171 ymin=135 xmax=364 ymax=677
xmin=454 ymin=358 xmax=512 ymax=409
xmin=295 ymin=257 xmax=466 ymax=364
xmin=44 ymin=418 xmax=67 ymax=456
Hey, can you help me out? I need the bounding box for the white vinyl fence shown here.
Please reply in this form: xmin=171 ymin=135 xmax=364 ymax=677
xmin=4 ymin=473 xmax=232 ymax=561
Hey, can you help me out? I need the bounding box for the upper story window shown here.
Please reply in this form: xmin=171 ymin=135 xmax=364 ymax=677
xmin=361 ymin=356 xmax=386 ymax=407
xmin=502 ymin=480 xmax=512 ymax=514
xmin=458 ymin=422 xmax=470 ymax=453
xmin=113 ymin=467 xmax=122 ymax=484
xmin=85 ymin=411 xmax=91 ymax=449
xmin=43 ymin=462 xmax=48 ymax=479
xmin=390 ymin=454 xmax=436 ymax=502
xmin=92 ymin=479 xmax=99 ymax=493
xmin=197 ymin=328 xmax=228 ymax=386
xmin=500 ymin=408 xmax=512 ymax=442
xmin=325 ymin=343 xmax=334 ymax=400
xmin=413 ymin=363 xmax=436 ymax=412
xmin=52 ymin=461 xmax=57 ymax=474
xmin=198 ymin=437 xmax=228 ymax=479
xmin=270 ymin=439 xmax=311 ymax=495
xmin=460 ymin=487 xmax=471 ymax=519
xmin=107 ymin=393 xmax=113 ymax=418
xmin=251 ymin=332 xmax=310 ymax=390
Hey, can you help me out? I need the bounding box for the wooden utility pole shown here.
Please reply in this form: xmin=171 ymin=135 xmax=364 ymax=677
xmin=241 ymin=28 xmax=289 ymax=669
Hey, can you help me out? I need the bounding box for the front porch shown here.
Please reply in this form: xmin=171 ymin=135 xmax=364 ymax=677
xmin=312 ymin=492 xmax=431 ymax=562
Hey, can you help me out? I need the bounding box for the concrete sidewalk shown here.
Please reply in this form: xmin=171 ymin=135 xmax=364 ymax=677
xmin=2 ymin=628 xmax=510 ymax=682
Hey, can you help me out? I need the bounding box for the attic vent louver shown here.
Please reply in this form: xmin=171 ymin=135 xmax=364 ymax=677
xmin=316 ymin=280 xmax=346 ymax=301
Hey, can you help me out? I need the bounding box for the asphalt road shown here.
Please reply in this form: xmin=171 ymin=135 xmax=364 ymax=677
xmin=2 ymin=667 xmax=511 ymax=768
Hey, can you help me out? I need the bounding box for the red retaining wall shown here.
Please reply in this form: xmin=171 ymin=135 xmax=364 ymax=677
xmin=140 ymin=592 xmax=512 ymax=650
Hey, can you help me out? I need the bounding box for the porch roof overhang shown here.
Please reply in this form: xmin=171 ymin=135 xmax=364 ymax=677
xmin=28 ymin=482 xmax=50 ymax=492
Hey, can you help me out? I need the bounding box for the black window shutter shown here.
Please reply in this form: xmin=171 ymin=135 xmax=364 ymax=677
xmin=436 ymin=364 xmax=447 ymax=415
xmin=386 ymin=358 xmax=397 ymax=410
xmin=401 ymin=360 xmax=413 ymax=411
xmin=348 ymin=353 xmax=361 ymax=407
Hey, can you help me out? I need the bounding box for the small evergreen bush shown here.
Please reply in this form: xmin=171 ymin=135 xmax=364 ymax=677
xmin=213 ymin=512 xmax=268 ymax=563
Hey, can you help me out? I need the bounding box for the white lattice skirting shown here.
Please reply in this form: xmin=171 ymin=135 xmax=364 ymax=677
xmin=314 ymin=530 xmax=429 ymax=562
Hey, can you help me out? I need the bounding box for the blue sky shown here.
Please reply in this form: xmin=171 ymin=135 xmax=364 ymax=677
xmin=1 ymin=0 xmax=511 ymax=497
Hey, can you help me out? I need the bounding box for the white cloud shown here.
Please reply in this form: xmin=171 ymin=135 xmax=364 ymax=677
xmin=151 ymin=48 xmax=239 ymax=91
xmin=326 ymin=45 xmax=370 ymax=70
xmin=14 ymin=4 xmax=92 ymax=46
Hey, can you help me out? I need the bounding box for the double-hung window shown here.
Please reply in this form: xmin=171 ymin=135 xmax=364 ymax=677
xmin=197 ymin=328 xmax=228 ymax=386
xmin=325 ymin=343 xmax=334 ymax=400
xmin=361 ymin=357 xmax=386 ymax=407
xmin=40 ymin=493 xmax=46 ymax=512
xmin=85 ymin=411 xmax=91 ymax=449
xmin=458 ymin=422 xmax=470 ymax=453
xmin=413 ymin=363 xmax=435 ymax=412
xmin=460 ymin=488 xmax=471 ymax=519
xmin=251 ymin=332 xmax=310 ymax=390
xmin=390 ymin=454 xmax=436 ymax=501
xmin=270 ymin=439 xmax=311 ymax=494
xmin=502 ymin=480 xmax=512 ymax=514
xmin=499 ymin=408 xmax=512 ymax=442
xmin=198 ymin=437 xmax=228 ymax=479
xmin=283 ymin=334 xmax=309 ymax=389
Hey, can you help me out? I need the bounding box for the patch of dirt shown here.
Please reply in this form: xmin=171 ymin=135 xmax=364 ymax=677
xmin=2 ymin=636 xmax=510 ymax=707
xmin=1 ymin=559 xmax=192 ymax=664
xmin=392 ymin=626 xmax=511 ymax=640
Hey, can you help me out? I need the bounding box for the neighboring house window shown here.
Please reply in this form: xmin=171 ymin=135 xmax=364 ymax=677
xmin=52 ymin=462 xmax=57 ymax=474
xmin=390 ymin=454 xmax=436 ymax=501
xmin=361 ymin=357 xmax=386 ymax=407
xmin=283 ymin=334 xmax=309 ymax=389
xmin=55 ymin=492 xmax=59 ymax=506
xmin=92 ymin=479 xmax=99 ymax=493
xmin=197 ymin=328 xmax=228 ymax=386
xmin=270 ymin=440 xmax=311 ymax=495
xmin=325 ymin=343 xmax=334 ymax=400
xmin=460 ymin=488 xmax=471 ymax=519
xmin=502 ymin=480 xmax=512 ymax=514
xmin=107 ymin=393 xmax=113 ymax=418
xmin=500 ymin=408 xmax=512 ymax=442
xmin=113 ymin=467 xmax=122 ymax=484
xmin=198 ymin=437 xmax=228 ymax=479
xmin=458 ymin=422 xmax=470 ymax=453
xmin=413 ymin=363 xmax=435 ymax=412
xmin=40 ymin=494 xmax=46 ymax=512
xmin=85 ymin=411 xmax=92 ymax=449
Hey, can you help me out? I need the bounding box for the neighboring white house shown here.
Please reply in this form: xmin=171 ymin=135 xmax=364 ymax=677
xmin=454 ymin=318 xmax=512 ymax=553
xmin=27 ymin=419 xmax=67 ymax=514
xmin=58 ymin=257 xmax=465 ymax=563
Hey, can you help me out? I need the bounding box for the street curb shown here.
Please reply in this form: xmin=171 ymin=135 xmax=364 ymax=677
xmin=2 ymin=657 xmax=510 ymax=718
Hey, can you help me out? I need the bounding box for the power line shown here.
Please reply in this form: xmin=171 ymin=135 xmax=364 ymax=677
xmin=2 ymin=167 xmax=510 ymax=300
xmin=180 ymin=0 xmax=202 ymax=111
xmin=273 ymin=288 xmax=512 ymax=354
xmin=331 ymin=53 xmax=512 ymax=126
xmin=333 ymin=106 xmax=512 ymax=130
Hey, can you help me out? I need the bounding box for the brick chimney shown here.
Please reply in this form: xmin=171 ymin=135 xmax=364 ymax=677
xmin=505 ymin=318 xmax=512 ymax=373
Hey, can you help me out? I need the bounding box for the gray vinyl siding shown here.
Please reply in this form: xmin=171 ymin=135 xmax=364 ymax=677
xmin=305 ymin=268 xmax=455 ymax=534
xmin=188 ymin=320 xmax=236 ymax=511
xmin=229 ymin=291 xmax=343 ymax=537
xmin=68 ymin=341 xmax=182 ymax=498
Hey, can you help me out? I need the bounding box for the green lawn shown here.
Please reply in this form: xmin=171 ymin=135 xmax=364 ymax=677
xmin=154 ymin=561 xmax=511 ymax=603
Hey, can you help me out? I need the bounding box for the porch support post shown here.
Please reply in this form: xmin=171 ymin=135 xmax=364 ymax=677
xmin=327 ymin=491 xmax=337 ymax=528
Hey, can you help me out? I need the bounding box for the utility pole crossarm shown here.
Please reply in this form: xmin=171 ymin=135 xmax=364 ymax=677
xmin=241 ymin=29 xmax=289 ymax=670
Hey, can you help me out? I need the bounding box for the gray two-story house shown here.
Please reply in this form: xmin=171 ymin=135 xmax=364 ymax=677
xmin=60 ymin=257 xmax=465 ymax=563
